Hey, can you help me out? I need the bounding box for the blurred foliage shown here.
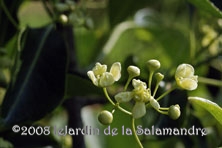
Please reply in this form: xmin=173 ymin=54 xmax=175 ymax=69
xmin=0 ymin=0 xmax=222 ymax=147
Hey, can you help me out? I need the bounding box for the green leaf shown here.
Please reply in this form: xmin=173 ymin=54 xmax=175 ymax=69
xmin=0 ymin=0 xmax=22 ymax=45
xmin=187 ymin=0 xmax=222 ymax=18
xmin=64 ymin=73 xmax=102 ymax=99
xmin=18 ymin=1 xmax=51 ymax=28
xmin=188 ymin=97 xmax=222 ymax=126
xmin=1 ymin=25 xmax=68 ymax=126
xmin=0 ymin=69 xmax=8 ymax=88
xmin=108 ymin=0 xmax=153 ymax=27
xmin=0 ymin=124 xmax=59 ymax=147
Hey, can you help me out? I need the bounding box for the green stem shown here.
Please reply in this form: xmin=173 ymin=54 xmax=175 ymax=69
xmin=156 ymin=84 xmax=177 ymax=102
xmin=159 ymin=107 xmax=169 ymax=111
xmin=0 ymin=0 xmax=19 ymax=29
xmin=103 ymin=88 xmax=132 ymax=116
xmin=198 ymin=76 xmax=222 ymax=87
xmin=10 ymin=27 xmax=27 ymax=87
xmin=152 ymin=82 xmax=160 ymax=97
xmin=148 ymin=71 xmax=154 ymax=92
xmin=156 ymin=109 xmax=168 ymax=115
xmin=132 ymin=118 xmax=143 ymax=148
xmin=124 ymin=76 xmax=132 ymax=91
xmin=17 ymin=27 xmax=27 ymax=52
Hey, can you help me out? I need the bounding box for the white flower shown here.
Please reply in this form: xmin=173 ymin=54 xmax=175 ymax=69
xmin=114 ymin=79 xmax=151 ymax=119
xmin=87 ymin=62 xmax=121 ymax=87
xmin=132 ymin=79 xmax=150 ymax=102
xmin=175 ymin=64 xmax=198 ymax=90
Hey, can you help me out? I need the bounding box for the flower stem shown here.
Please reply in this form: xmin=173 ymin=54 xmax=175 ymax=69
xmin=103 ymin=88 xmax=132 ymax=116
xmin=0 ymin=0 xmax=19 ymax=29
xmin=132 ymin=118 xmax=143 ymax=148
xmin=156 ymin=84 xmax=177 ymax=101
xmin=152 ymin=82 xmax=160 ymax=97
xmin=198 ymin=76 xmax=222 ymax=87
xmin=148 ymin=71 xmax=154 ymax=93
xmin=103 ymin=87 xmax=115 ymax=106
xmin=159 ymin=107 xmax=169 ymax=111
xmin=156 ymin=109 xmax=168 ymax=115
xmin=124 ymin=77 xmax=132 ymax=91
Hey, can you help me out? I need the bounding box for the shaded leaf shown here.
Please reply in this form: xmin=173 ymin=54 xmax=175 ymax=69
xmin=108 ymin=0 xmax=151 ymax=27
xmin=18 ymin=1 xmax=52 ymax=28
xmin=64 ymin=73 xmax=102 ymax=99
xmin=0 ymin=124 xmax=59 ymax=147
xmin=1 ymin=25 xmax=68 ymax=126
xmin=188 ymin=0 xmax=222 ymax=18
xmin=188 ymin=96 xmax=222 ymax=125
xmin=0 ymin=69 xmax=8 ymax=88
xmin=0 ymin=0 xmax=22 ymax=45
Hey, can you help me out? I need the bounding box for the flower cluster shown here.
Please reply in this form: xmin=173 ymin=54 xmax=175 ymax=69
xmin=87 ymin=60 xmax=198 ymax=121
xmin=87 ymin=60 xmax=198 ymax=148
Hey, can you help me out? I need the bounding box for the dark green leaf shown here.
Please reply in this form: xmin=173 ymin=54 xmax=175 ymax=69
xmin=0 ymin=0 xmax=22 ymax=46
xmin=64 ymin=73 xmax=102 ymax=99
xmin=189 ymin=96 xmax=222 ymax=125
xmin=108 ymin=0 xmax=151 ymax=27
xmin=1 ymin=25 xmax=68 ymax=126
xmin=0 ymin=57 xmax=12 ymax=68
xmin=0 ymin=125 xmax=59 ymax=147
xmin=0 ymin=69 xmax=8 ymax=88
xmin=188 ymin=0 xmax=222 ymax=18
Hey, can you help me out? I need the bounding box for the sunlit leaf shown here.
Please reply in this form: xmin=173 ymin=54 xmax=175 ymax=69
xmin=188 ymin=97 xmax=222 ymax=125
xmin=188 ymin=0 xmax=222 ymax=18
xmin=18 ymin=1 xmax=51 ymax=28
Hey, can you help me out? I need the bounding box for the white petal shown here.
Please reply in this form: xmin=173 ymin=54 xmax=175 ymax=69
xmin=110 ymin=62 xmax=121 ymax=81
xmin=93 ymin=62 xmax=107 ymax=76
xmin=99 ymin=72 xmax=115 ymax=87
xmin=87 ymin=71 xmax=98 ymax=86
xmin=132 ymin=102 xmax=146 ymax=119
xmin=175 ymin=64 xmax=194 ymax=78
xmin=150 ymin=98 xmax=160 ymax=110
xmin=132 ymin=79 xmax=147 ymax=89
xmin=115 ymin=92 xmax=133 ymax=102
xmin=180 ymin=78 xmax=198 ymax=90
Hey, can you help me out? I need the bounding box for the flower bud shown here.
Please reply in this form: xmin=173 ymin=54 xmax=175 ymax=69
xmin=127 ymin=65 xmax=140 ymax=78
xmin=98 ymin=110 xmax=113 ymax=125
xmin=146 ymin=59 xmax=161 ymax=72
xmin=168 ymin=104 xmax=181 ymax=120
xmin=155 ymin=72 xmax=164 ymax=83
xmin=58 ymin=14 xmax=68 ymax=25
